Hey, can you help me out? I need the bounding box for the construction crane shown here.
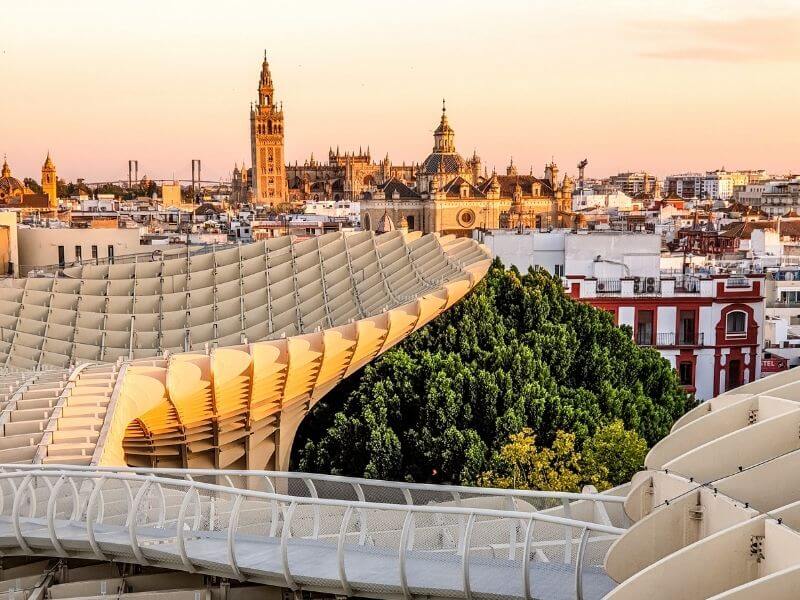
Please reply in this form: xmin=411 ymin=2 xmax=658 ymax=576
xmin=577 ymin=159 xmax=588 ymax=189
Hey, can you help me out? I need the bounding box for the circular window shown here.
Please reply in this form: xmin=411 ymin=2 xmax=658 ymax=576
xmin=457 ymin=209 xmax=476 ymax=227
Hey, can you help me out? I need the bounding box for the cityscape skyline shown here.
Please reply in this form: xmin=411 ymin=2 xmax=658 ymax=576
xmin=2 ymin=3 xmax=800 ymax=596
xmin=2 ymin=0 xmax=800 ymax=182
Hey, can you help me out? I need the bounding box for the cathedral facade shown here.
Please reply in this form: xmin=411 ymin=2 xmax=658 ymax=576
xmin=360 ymin=104 xmax=575 ymax=236
xmin=242 ymin=57 xmax=574 ymax=233
xmin=249 ymin=53 xmax=287 ymax=205
xmin=286 ymin=149 xmax=416 ymax=204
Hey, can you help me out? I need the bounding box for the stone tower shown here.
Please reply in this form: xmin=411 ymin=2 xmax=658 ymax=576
xmin=41 ymin=152 xmax=57 ymax=208
xmin=250 ymin=52 xmax=286 ymax=206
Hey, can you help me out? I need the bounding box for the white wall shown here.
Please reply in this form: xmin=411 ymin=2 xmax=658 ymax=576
xmin=565 ymin=232 xmax=661 ymax=278
xmin=0 ymin=212 xmax=19 ymax=277
xmin=17 ymin=227 xmax=143 ymax=274
xmin=699 ymin=305 xmax=716 ymax=346
xmin=618 ymin=306 xmax=635 ymax=329
xmin=695 ymin=350 xmax=716 ymax=400
xmin=765 ymin=319 xmax=789 ymax=346
xmin=480 ymin=230 xmax=663 ymax=278
xmin=658 ymin=306 xmax=677 ymax=337
xmin=476 ymin=230 xmax=566 ymax=274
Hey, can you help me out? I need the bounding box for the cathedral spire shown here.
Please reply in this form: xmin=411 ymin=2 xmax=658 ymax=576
xmin=1 ymin=155 xmax=9 ymax=178
xmin=433 ymin=99 xmax=455 ymax=153
xmin=258 ymin=50 xmax=274 ymax=106
xmin=439 ymin=98 xmax=449 ymax=129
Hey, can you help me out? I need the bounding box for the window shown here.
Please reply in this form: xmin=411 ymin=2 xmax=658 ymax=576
xmin=406 ymin=215 xmax=415 ymax=230
xmin=678 ymin=362 xmax=693 ymax=386
xmin=75 ymin=246 xmax=82 ymax=262
xmin=636 ymin=310 xmax=654 ymax=346
xmin=679 ymin=310 xmax=696 ymax=345
xmin=91 ymin=245 xmax=98 ymax=261
xmin=780 ymin=290 xmax=800 ymax=305
xmin=57 ymin=245 xmax=65 ymax=268
xmin=554 ymin=264 xmax=565 ymax=277
xmin=726 ymin=311 xmax=747 ymax=337
xmin=107 ymin=245 xmax=115 ymax=263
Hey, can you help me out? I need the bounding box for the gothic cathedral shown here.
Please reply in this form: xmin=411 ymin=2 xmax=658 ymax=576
xmin=250 ymin=52 xmax=287 ymax=205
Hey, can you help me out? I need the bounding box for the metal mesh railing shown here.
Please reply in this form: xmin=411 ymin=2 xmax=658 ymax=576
xmin=0 ymin=468 xmax=624 ymax=600
xmin=0 ymin=463 xmax=627 ymax=524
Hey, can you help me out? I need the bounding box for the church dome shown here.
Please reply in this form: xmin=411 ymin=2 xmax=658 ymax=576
xmin=420 ymin=152 xmax=469 ymax=175
xmin=0 ymin=158 xmax=26 ymax=199
xmin=0 ymin=176 xmax=25 ymax=197
xmin=420 ymin=100 xmax=469 ymax=176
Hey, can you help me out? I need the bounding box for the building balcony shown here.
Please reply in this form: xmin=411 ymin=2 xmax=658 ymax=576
xmin=768 ymin=301 xmax=800 ymax=309
xmin=637 ymin=332 xmax=705 ymax=348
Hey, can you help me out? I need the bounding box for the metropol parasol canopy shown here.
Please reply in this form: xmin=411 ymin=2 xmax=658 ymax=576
xmin=0 ymin=230 xmax=492 ymax=470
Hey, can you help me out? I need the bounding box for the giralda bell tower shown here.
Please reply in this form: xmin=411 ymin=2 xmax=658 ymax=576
xmin=250 ymin=51 xmax=287 ymax=205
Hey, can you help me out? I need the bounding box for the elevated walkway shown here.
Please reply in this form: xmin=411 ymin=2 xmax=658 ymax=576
xmin=0 ymin=466 xmax=626 ymax=600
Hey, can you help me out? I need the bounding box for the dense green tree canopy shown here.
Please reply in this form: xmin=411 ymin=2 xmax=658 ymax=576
xmin=294 ymin=261 xmax=690 ymax=487
xmin=23 ymin=178 xmax=42 ymax=194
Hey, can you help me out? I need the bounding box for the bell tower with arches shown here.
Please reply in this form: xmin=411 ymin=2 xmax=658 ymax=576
xmin=41 ymin=152 xmax=57 ymax=208
xmin=250 ymin=52 xmax=287 ymax=205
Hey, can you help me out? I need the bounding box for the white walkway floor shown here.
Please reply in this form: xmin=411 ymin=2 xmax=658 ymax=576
xmin=0 ymin=516 xmax=615 ymax=599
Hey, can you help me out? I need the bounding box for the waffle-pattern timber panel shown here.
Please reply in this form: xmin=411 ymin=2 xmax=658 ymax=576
xmin=0 ymin=232 xmax=491 ymax=471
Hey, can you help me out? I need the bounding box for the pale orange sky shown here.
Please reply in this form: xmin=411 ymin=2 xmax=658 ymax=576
xmin=2 ymin=0 xmax=799 ymax=183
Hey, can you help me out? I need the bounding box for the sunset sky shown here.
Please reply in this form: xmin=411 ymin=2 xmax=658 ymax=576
xmin=2 ymin=0 xmax=799 ymax=183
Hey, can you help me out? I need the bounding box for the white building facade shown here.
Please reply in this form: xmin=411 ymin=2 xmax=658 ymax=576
xmin=567 ymin=274 xmax=765 ymax=400
xmin=476 ymin=229 xmax=660 ymax=278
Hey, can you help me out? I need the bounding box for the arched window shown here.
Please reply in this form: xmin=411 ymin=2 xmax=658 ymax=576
xmin=726 ymin=311 xmax=747 ymax=337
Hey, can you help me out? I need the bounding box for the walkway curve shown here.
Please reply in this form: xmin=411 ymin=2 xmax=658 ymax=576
xmin=0 ymin=467 xmax=623 ymax=600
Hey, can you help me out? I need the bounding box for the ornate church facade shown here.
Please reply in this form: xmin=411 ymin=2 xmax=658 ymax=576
xmin=286 ymin=149 xmax=416 ymax=204
xmin=360 ymin=103 xmax=575 ymax=236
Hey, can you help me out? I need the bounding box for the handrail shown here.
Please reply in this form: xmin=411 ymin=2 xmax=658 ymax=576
xmin=0 ymin=463 xmax=627 ymax=505
xmin=0 ymin=469 xmax=626 ymax=534
xmin=0 ymin=468 xmax=624 ymax=600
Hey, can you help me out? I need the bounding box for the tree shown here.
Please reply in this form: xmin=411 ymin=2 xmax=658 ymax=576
xmin=478 ymin=428 xmax=583 ymax=492
xmin=56 ymin=178 xmax=71 ymax=198
xmin=478 ymin=420 xmax=647 ymax=492
xmin=581 ymin=419 xmax=648 ymax=489
xmin=294 ymin=262 xmax=690 ymax=485
xmin=96 ymin=183 xmax=125 ymax=197
xmin=23 ymin=178 xmax=42 ymax=194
